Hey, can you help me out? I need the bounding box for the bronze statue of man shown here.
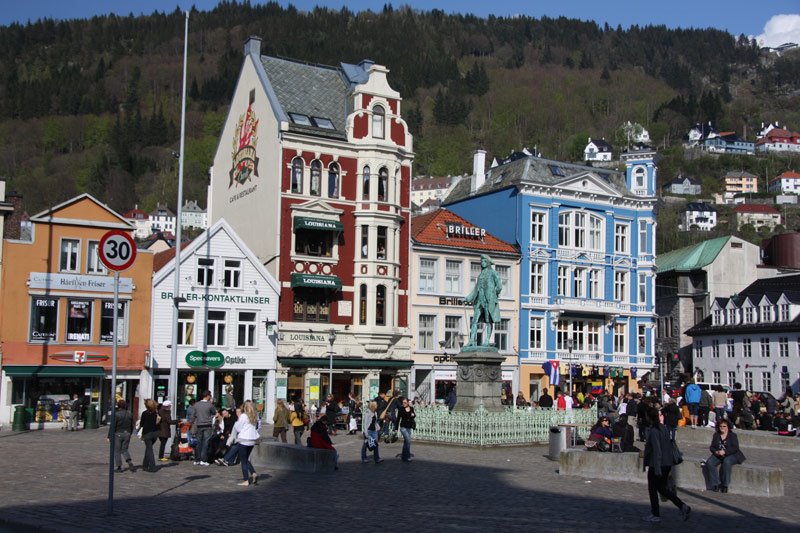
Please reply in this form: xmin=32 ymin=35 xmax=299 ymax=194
xmin=464 ymin=254 xmax=503 ymax=347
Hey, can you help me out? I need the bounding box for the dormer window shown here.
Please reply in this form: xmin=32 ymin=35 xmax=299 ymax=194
xmin=713 ymin=309 xmax=722 ymax=325
xmin=727 ymin=308 xmax=736 ymax=324
xmin=760 ymin=305 xmax=771 ymax=322
xmin=372 ymin=105 xmax=385 ymax=139
xmin=745 ymin=307 xmax=754 ymax=323
xmin=780 ymin=304 xmax=790 ymax=321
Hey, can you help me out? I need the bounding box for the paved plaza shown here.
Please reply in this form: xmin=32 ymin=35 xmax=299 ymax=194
xmin=0 ymin=427 xmax=798 ymax=532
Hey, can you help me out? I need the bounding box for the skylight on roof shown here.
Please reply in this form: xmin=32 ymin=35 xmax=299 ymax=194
xmin=289 ymin=113 xmax=312 ymax=126
xmin=311 ymin=117 xmax=335 ymax=130
xmin=548 ymin=165 xmax=565 ymax=177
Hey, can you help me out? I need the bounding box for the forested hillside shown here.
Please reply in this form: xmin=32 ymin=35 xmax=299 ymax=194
xmin=1 ymin=1 xmax=799 ymax=220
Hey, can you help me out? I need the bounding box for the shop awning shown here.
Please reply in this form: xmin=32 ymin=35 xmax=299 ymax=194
xmin=3 ymin=365 xmax=106 ymax=377
xmin=290 ymin=273 xmax=342 ymax=290
xmin=278 ymin=357 xmax=412 ymax=369
xmin=293 ymin=217 xmax=343 ymax=232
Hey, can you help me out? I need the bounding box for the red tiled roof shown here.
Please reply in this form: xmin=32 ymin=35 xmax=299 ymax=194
xmin=768 ymin=170 xmax=800 ymax=185
xmin=411 ymin=208 xmax=518 ymax=254
xmin=733 ymin=204 xmax=780 ymax=214
xmin=153 ymin=241 xmax=191 ymax=272
xmin=123 ymin=209 xmax=148 ymax=219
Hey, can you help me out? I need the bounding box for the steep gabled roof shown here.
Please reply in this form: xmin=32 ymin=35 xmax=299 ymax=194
xmin=29 ymin=193 xmax=133 ymax=229
xmin=411 ymin=208 xmax=518 ymax=255
xmin=656 ymin=236 xmax=730 ymax=274
xmin=587 ymin=138 xmax=613 ymax=152
xmin=685 ymin=202 xmax=716 ymax=212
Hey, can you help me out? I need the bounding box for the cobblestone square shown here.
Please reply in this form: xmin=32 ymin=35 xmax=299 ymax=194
xmin=0 ymin=427 xmax=798 ymax=532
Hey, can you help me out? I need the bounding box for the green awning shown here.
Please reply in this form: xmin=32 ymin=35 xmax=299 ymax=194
xmin=293 ymin=217 xmax=343 ymax=232
xmin=290 ymin=273 xmax=342 ymax=290
xmin=278 ymin=357 xmax=413 ymax=369
xmin=4 ymin=365 xmax=106 ymax=377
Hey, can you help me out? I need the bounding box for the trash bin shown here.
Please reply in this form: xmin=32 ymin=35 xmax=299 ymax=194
xmin=12 ymin=405 xmax=28 ymax=431
xmin=83 ymin=405 xmax=98 ymax=430
xmin=548 ymin=426 xmax=566 ymax=461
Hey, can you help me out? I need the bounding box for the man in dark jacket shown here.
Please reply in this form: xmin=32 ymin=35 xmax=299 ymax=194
xmin=189 ymin=390 xmax=216 ymax=465
xmin=107 ymin=400 xmax=135 ymax=472
xmin=637 ymin=397 xmax=650 ymax=442
xmin=538 ymin=388 xmax=554 ymax=408
xmin=661 ymin=399 xmax=681 ymax=441
xmin=612 ymin=414 xmax=637 ymax=452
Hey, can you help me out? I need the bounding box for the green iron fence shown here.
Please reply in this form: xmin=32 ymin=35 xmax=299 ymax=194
xmin=413 ymin=405 xmax=599 ymax=447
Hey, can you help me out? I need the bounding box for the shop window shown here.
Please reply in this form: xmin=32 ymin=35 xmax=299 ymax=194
xmin=223 ymin=260 xmax=242 ymax=288
xmin=328 ymin=162 xmax=340 ymax=198
xmin=291 ymin=157 xmax=303 ymax=193
xmin=197 ymin=258 xmax=215 ymax=287
xmin=30 ymin=297 xmax=58 ymax=342
xmin=178 ymin=309 xmax=195 ymax=345
xmin=362 ymin=166 xmax=370 ymax=200
xmin=310 ymin=160 xmax=322 ymax=196
xmin=359 ymin=284 xmax=367 ymax=325
xmin=66 ymin=300 xmax=92 ymax=342
xmin=206 ymin=310 xmax=227 ymax=346
xmin=100 ymin=301 xmax=127 ymax=344
xmin=361 ymin=225 xmax=369 ymax=258
xmin=376 ymin=285 xmax=386 ymax=326
xmin=237 ymin=311 xmax=257 ymax=347
xmin=295 ymin=230 xmax=333 ymax=257
xmin=377 ymin=226 xmax=387 ymax=259
xmin=87 ymin=241 xmax=107 ymax=274
xmin=378 ymin=167 xmax=388 ymax=202
xmin=60 ymin=239 xmax=80 ymax=273
xmin=372 ymin=105 xmax=385 ymax=139
xmin=293 ymin=290 xmax=331 ymax=323
xmin=418 ymin=315 xmax=435 ymax=351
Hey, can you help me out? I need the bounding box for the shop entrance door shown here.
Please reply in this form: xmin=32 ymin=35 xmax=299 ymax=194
xmin=178 ymin=371 xmax=208 ymax=419
xmin=216 ymin=371 xmax=245 ymax=411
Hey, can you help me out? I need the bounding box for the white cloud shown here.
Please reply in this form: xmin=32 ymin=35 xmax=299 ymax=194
xmin=754 ymin=14 xmax=800 ymax=48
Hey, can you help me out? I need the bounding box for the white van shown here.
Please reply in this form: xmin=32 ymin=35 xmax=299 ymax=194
xmin=695 ymin=382 xmax=731 ymax=393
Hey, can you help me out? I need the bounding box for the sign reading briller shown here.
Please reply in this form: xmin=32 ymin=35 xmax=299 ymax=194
xmin=185 ymin=350 xmax=224 ymax=368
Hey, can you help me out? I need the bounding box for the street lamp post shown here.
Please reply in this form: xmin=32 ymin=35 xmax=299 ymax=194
xmin=327 ymin=329 xmax=337 ymax=398
xmin=567 ymin=339 xmax=574 ymax=397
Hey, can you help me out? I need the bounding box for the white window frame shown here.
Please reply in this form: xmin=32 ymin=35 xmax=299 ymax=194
xmin=638 ymin=273 xmax=647 ymax=303
xmin=494 ymin=319 xmax=510 ymax=352
xmin=60 ymin=238 xmax=81 ymax=273
xmin=613 ymin=323 xmax=626 ymax=354
xmin=614 ymin=271 xmax=628 ymax=302
xmin=445 ymin=260 xmax=462 ymax=294
xmin=87 ymin=240 xmax=107 ymax=275
xmin=726 ymin=339 xmax=735 ymax=358
xmin=470 ymin=262 xmax=481 ymax=289
xmin=530 ymin=211 xmax=547 ymax=243
xmin=29 ymin=297 xmax=59 ymax=343
xmin=744 ymin=371 xmax=753 ymax=392
xmin=205 ymin=310 xmax=227 ymax=347
xmin=237 ymin=311 xmax=258 ymax=348
xmin=197 ymin=257 xmax=215 ymax=287
xmin=65 ymin=299 xmax=92 ymax=343
xmin=780 ymin=304 xmax=790 ymax=321
xmin=779 ymin=337 xmax=789 ymax=358
xmin=588 ymin=269 xmax=602 ymax=299
xmin=712 ymin=340 xmax=720 ymax=358
xmin=223 ymin=259 xmax=243 ymax=289
xmin=638 ymin=220 xmax=648 ymax=254
xmin=587 ymin=321 xmax=600 ymax=351
xmin=496 ymin=265 xmax=511 ymax=298
xmin=760 ymin=338 xmax=770 ymax=358
xmin=694 ymin=339 xmax=703 ymax=358
xmin=557 ymin=266 xmax=569 ymax=296
xmin=573 ymin=267 xmax=586 ymax=298
xmin=743 ymin=338 xmax=752 ymax=358
xmin=529 ymin=317 xmax=543 ymax=350
xmin=762 ymin=371 xmax=772 ymax=391
xmin=530 ymin=262 xmax=546 ymax=296
xmin=419 ymin=258 xmax=437 ymax=293
xmin=713 ymin=371 xmax=721 ymax=385
xmin=418 ymin=314 xmax=436 ymax=352
xmin=614 ymin=223 xmax=629 ymax=254
xmin=372 ymin=105 xmax=386 ymax=139
xmin=444 ymin=315 xmax=462 ymax=350
xmin=177 ymin=309 xmax=195 ymax=346
xmin=558 ymin=210 xmax=603 ymax=251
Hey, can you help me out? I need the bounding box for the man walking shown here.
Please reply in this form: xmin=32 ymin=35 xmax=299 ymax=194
xmin=190 ymin=390 xmax=216 ymax=465
xmin=69 ymin=393 xmax=81 ymax=431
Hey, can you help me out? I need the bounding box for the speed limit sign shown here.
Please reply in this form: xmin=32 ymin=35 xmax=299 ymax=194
xmin=99 ymin=230 xmax=137 ymax=271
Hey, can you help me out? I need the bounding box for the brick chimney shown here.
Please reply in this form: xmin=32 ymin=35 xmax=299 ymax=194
xmin=3 ymin=192 xmax=24 ymax=240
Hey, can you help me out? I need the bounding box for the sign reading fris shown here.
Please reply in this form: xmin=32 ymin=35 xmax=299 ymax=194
xmin=229 ymin=89 xmax=260 ymax=190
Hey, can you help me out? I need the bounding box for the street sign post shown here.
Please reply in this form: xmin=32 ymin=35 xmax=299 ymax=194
xmin=99 ymin=229 xmax=137 ymax=516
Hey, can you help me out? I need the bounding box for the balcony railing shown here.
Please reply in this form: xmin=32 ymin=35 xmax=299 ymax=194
xmin=520 ymin=351 xmax=656 ymax=367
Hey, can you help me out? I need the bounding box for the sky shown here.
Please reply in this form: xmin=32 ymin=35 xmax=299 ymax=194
xmin=0 ymin=0 xmax=798 ymax=46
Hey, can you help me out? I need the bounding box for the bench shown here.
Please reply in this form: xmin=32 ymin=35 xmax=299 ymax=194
xmin=676 ymin=426 xmax=800 ymax=452
xmin=250 ymin=441 xmax=337 ymax=473
xmin=559 ymin=449 xmax=783 ymax=497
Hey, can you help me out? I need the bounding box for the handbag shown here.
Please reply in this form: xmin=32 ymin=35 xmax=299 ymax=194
xmin=365 ymin=435 xmax=378 ymax=451
xmin=671 ymin=440 xmax=684 ymax=465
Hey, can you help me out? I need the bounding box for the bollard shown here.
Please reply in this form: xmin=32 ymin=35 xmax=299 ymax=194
xmin=12 ymin=405 xmax=28 ymax=431
xmin=84 ymin=405 xmax=99 ymax=429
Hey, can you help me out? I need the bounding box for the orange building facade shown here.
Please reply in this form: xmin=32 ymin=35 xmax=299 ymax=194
xmin=0 ymin=195 xmax=153 ymax=427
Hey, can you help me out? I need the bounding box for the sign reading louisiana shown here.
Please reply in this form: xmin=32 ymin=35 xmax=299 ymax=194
xmin=229 ymin=90 xmax=260 ymax=191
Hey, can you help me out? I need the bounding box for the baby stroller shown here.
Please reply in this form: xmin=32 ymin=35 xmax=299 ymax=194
xmin=170 ymin=421 xmax=196 ymax=461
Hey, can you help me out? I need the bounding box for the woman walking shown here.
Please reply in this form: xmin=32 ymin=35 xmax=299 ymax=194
xmin=108 ymin=400 xmax=135 ymax=472
xmin=157 ymin=400 xmax=174 ymax=461
xmin=642 ymin=406 xmax=691 ymax=523
xmin=397 ymin=398 xmax=416 ymax=462
xmin=234 ymin=400 xmax=261 ymax=486
xmin=140 ymin=399 xmax=160 ymax=472
xmin=272 ymin=399 xmax=290 ymax=443
xmin=361 ymin=401 xmax=384 ymax=464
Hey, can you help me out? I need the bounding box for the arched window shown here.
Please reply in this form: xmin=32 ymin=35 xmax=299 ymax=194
xmin=372 ymin=105 xmax=385 ymax=139
xmin=310 ymin=160 xmax=322 ymax=196
xmin=291 ymin=157 xmax=303 ymax=193
xmin=634 ymin=167 xmax=646 ymax=187
xmin=378 ymin=167 xmax=388 ymax=202
xmin=362 ymin=165 xmax=371 ymax=200
xmin=327 ymin=162 xmax=340 ymax=198
xmin=359 ymin=284 xmax=367 ymax=325
xmin=376 ymin=285 xmax=386 ymax=326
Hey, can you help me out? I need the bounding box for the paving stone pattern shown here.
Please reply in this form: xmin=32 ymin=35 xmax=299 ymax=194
xmin=0 ymin=427 xmax=798 ymax=532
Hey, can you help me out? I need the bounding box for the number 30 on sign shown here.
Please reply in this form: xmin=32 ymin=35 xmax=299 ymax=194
xmin=99 ymin=230 xmax=137 ymax=272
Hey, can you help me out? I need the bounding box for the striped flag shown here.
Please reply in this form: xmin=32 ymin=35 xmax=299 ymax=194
xmin=542 ymin=360 xmax=560 ymax=386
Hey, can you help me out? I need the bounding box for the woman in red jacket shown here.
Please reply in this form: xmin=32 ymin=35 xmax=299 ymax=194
xmin=309 ymin=416 xmax=338 ymax=470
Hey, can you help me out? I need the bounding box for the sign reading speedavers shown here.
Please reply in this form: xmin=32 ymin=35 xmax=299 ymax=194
xmin=185 ymin=350 xmax=224 ymax=368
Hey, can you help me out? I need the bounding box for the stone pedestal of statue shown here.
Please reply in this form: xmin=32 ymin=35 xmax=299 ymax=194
xmin=453 ymin=345 xmax=506 ymax=413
